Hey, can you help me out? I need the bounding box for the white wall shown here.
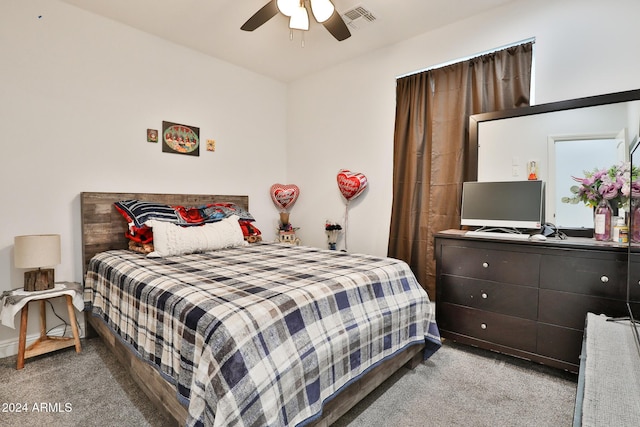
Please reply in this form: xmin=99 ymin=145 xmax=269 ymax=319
xmin=0 ymin=0 xmax=287 ymax=350
xmin=286 ymin=0 xmax=640 ymax=254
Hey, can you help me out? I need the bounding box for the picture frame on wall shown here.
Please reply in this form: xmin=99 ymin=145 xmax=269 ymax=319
xmin=162 ymin=121 xmax=200 ymax=156
xmin=147 ymin=129 xmax=158 ymax=143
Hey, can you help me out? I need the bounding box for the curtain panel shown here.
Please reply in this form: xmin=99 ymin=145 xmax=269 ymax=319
xmin=388 ymin=43 xmax=533 ymax=299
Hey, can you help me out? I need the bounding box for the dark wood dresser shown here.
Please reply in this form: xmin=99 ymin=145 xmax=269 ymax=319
xmin=434 ymin=229 xmax=640 ymax=372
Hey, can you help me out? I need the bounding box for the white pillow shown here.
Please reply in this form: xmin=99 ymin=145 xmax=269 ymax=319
xmin=145 ymin=215 xmax=247 ymax=257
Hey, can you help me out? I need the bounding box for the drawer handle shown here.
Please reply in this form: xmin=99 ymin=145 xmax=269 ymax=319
xmin=600 ymin=275 xmax=609 ymax=283
xmin=480 ymin=323 xmax=487 ymax=330
xmin=481 ymin=293 xmax=488 ymax=299
xmin=482 ymin=262 xmax=489 ymax=268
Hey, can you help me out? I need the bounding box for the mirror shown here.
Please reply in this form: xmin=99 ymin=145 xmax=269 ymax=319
xmin=468 ymin=89 xmax=640 ymax=235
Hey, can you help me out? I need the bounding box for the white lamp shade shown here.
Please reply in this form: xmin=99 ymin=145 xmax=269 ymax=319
xmin=14 ymin=234 xmax=61 ymax=269
xmin=277 ymin=0 xmax=299 ymax=17
xmin=310 ymin=0 xmax=334 ymax=23
xmin=289 ymin=5 xmax=310 ymax=30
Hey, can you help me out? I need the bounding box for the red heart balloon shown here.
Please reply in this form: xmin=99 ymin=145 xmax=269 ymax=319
xmin=337 ymin=170 xmax=368 ymax=201
xmin=270 ymin=183 xmax=300 ymax=211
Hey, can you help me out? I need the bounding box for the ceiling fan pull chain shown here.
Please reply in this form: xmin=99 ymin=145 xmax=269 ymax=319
xmin=301 ymin=31 xmax=305 ymax=48
xmin=290 ymin=28 xmax=294 ymax=41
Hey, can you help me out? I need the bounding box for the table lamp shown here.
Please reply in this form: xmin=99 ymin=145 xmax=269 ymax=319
xmin=14 ymin=234 xmax=61 ymax=291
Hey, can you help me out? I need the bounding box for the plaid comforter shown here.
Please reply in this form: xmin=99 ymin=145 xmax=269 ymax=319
xmin=85 ymin=243 xmax=440 ymax=427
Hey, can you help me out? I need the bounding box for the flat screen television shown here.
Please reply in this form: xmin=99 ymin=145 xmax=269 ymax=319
xmin=461 ymin=180 xmax=545 ymax=230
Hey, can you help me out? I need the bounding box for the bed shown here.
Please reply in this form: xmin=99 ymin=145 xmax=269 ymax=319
xmin=80 ymin=192 xmax=441 ymax=426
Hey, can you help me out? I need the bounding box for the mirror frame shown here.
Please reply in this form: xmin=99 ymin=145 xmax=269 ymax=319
xmin=468 ymin=88 xmax=640 ymax=181
xmin=467 ymin=88 xmax=640 ymax=235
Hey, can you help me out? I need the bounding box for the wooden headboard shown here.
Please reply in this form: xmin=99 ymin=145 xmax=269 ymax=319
xmin=80 ymin=192 xmax=249 ymax=276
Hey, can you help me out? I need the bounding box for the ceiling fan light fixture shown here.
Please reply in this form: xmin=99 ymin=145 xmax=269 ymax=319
xmin=310 ymin=0 xmax=335 ymax=23
xmin=289 ymin=5 xmax=309 ymax=30
xmin=277 ymin=0 xmax=299 ymax=17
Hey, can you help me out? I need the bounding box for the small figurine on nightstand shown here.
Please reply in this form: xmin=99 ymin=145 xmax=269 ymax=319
xmin=277 ymin=212 xmax=300 ymax=245
xmin=325 ymin=221 xmax=343 ymax=250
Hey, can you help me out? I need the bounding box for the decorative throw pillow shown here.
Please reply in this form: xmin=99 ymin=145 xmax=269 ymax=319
xmin=145 ymin=215 xmax=247 ymax=257
xmin=202 ymin=203 xmax=255 ymax=222
xmin=114 ymin=200 xmax=179 ymax=228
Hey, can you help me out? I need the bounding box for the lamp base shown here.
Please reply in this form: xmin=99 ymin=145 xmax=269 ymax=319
xmin=24 ymin=269 xmax=54 ymax=292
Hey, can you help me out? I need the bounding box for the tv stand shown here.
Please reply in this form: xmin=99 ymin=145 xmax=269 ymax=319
xmin=435 ymin=229 xmax=640 ymax=372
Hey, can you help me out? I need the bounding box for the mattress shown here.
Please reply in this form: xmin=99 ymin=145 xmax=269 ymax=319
xmin=84 ymin=242 xmax=441 ymax=426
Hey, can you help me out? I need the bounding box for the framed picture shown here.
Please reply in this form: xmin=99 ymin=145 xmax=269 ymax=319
xmin=147 ymin=129 xmax=158 ymax=143
xmin=162 ymin=121 xmax=200 ymax=156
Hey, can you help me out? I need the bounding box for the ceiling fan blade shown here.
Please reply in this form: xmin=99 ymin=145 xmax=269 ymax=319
xmin=322 ymin=10 xmax=351 ymax=41
xmin=241 ymin=0 xmax=279 ymax=31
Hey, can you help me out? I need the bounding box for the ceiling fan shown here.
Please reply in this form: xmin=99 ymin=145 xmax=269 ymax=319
xmin=241 ymin=0 xmax=351 ymax=41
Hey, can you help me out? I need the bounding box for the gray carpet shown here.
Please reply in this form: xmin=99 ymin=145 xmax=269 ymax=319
xmin=0 ymin=338 xmax=577 ymax=426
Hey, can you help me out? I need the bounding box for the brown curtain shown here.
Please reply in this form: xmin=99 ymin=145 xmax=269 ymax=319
xmin=388 ymin=42 xmax=533 ymax=299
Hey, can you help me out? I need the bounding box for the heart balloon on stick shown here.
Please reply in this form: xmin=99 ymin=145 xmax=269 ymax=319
xmin=337 ymin=169 xmax=368 ymax=202
xmin=270 ymin=183 xmax=300 ymax=212
xmin=336 ymin=169 xmax=368 ymax=252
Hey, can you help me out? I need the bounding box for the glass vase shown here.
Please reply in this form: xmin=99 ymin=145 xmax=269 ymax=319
xmin=631 ymin=198 xmax=640 ymax=243
xmin=594 ymin=199 xmax=612 ymax=241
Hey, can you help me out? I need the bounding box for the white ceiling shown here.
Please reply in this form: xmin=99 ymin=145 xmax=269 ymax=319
xmin=58 ymin=0 xmax=515 ymax=82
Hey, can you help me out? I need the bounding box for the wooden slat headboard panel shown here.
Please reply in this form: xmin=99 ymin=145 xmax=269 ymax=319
xmin=80 ymin=192 xmax=249 ymax=276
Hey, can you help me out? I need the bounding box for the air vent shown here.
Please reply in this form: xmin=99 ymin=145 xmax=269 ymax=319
xmin=341 ymin=5 xmax=376 ymax=30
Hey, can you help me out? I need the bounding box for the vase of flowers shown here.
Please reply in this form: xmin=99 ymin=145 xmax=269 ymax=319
xmin=593 ymin=199 xmax=613 ymax=241
xmin=325 ymin=221 xmax=342 ymax=250
xmin=562 ymin=162 xmax=638 ymax=241
xmin=630 ymin=198 xmax=640 ymax=242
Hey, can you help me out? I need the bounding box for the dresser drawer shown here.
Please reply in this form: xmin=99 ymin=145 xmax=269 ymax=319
xmin=438 ymin=303 xmax=537 ymax=352
xmin=537 ymin=323 xmax=583 ymax=368
xmin=538 ymin=289 xmax=628 ymax=329
xmin=439 ymin=275 xmax=538 ymax=320
xmin=441 ymin=245 xmax=540 ymax=287
xmin=540 ymin=254 xmax=626 ymax=298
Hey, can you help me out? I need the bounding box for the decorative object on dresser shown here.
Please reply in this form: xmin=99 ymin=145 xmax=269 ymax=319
xmin=561 ymin=162 xmax=637 ymax=242
xmin=435 ymin=229 xmax=638 ymax=373
xmin=14 ymin=234 xmax=61 ymax=291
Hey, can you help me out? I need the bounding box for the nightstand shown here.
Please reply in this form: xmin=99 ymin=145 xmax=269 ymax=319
xmin=1 ymin=282 xmax=83 ymax=369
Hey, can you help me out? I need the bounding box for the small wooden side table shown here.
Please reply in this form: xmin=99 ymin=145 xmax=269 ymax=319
xmin=1 ymin=282 xmax=82 ymax=369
